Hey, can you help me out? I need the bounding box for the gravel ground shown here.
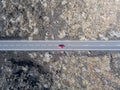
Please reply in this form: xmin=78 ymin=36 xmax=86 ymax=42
xmin=0 ymin=0 xmax=120 ymax=90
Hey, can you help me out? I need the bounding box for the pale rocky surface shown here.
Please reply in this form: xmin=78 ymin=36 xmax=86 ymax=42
xmin=0 ymin=0 xmax=120 ymax=90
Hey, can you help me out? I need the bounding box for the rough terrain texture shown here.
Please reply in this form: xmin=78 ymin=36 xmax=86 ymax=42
xmin=0 ymin=0 xmax=120 ymax=90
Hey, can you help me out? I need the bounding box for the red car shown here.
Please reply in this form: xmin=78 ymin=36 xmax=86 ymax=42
xmin=58 ymin=44 xmax=65 ymax=49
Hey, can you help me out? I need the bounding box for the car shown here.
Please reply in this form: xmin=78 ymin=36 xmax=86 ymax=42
xmin=58 ymin=44 xmax=65 ymax=49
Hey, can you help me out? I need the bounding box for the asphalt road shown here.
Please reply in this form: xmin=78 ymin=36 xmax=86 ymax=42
xmin=0 ymin=40 xmax=120 ymax=51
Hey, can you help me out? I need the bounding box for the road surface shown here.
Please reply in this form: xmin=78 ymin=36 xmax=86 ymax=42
xmin=0 ymin=40 xmax=120 ymax=51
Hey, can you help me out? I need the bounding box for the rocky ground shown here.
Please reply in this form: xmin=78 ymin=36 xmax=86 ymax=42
xmin=0 ymin=0 xmax=120 ymax=90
